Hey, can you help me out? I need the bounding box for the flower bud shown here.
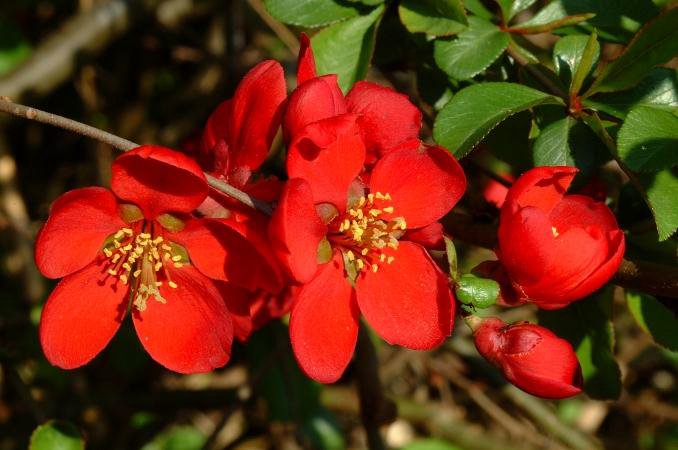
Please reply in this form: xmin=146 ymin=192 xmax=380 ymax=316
xmin=473 ymin=318 xmax=582 ymax=399
xmin=497 ymin=166 xmax=624 ymax=309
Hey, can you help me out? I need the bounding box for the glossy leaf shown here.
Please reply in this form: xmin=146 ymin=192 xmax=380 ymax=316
xmin=508 ymin=12 xmax=594 ymax=34
xmin=538 ymin=287 xmax=622 ymax=400
xmin=433 ymin=17 xmax=509 ymax=80
xmin=533 ymin=115 xmax=600 ymax=177
xmin=263 ymin=0 xmax=361 ymax=27
xmin=312 ymin=5 xmax=385 ymax=92
xmin=583 ymin=68 xmax=678 ymax=119
xmin=495 ymin=0 xmax=539 ymax=22
xmin=141 ymin=426 xmax=206 ymax=450
xmin=627 ymin=291 xmax=678 ymax=351
xmin=433 ymin=82 xmax=563 ymax=158
xmin=587 ymin=7 xmax=678 ymax=95
xmin=30 ymin=421 xmax=84 ymax=450
xmin=617 ymin=105 xmax=678 ymax=172
xmin=399 ymin=0 xmax=467 ymax=36
xmin=638 ymin=169 xmax=678 ymax=241
xmin=553 ymin=34 xmax=600 ymax=91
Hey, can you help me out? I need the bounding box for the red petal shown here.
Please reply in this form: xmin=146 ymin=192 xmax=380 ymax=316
xmin=111 ymin=145 xmax=207 ymax=218
xmin=170 ymin=218 xmax=271 ymax=292
xmin=355 ymin=242 xmax=454 ymax=349
xmin=39 ymin=261 xmax=127 ymax=369
xmin=369 ymin=141 xmax=466 ymax=229
xmin=503 ymin=166 xmax=577 ymax=217
xmin=403 ymin=222 xmax=444 ymax=249
xmin=497 ymin=206 xmax=555 ymax=286
xmin=290 ymin=253 xmax=359 ymax=383
xmin=284 ymin=75 xmax=347 ymax=142
xmin=133 ymin=266 xmax=233 ymax=373
xmin=297 ymin=33 xmax=317 ymax=86
xmin=345 ymin=81 xmax=422 ymax=156
xmin=215 ymin=281 xmax=255 ymax=342
xmin=288 ymin=114 xmax=365 ymax=209
xmin=228 ymin=60 xmax=287 ymax=171
xmin=35 ymin=187 xmax=125 ymax=279
xmin=201 ymin=100 xmax=233 ymax=164
xmin=549 ymin=194 xmax=620 ymax=234
xmin=269 ymin=178 xmax=327 ymax=283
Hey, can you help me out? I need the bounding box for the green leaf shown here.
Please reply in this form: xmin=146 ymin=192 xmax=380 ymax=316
xmin=263 ymin=0 xmax=361 ymax=27
xmin=433 ymin=82 xmax=563 ymax=158
xmin=627 ymin=291 xmax=678 ymax=351
xmin=300 ymin=408 xmax=346 ymax=450
xmin=587 ymin=7 xmax=678 ymax=95
xmin=533 ymin=115 xmax=601 ymax=177
xmin=399 ymin=0 xmax=467 ymax=36
xmin=30 ymin=421 xmax=85 ymax=450
xmin=464 ymin=0 xmax=494 ymax=20
xmin=433 ymin=17 xmax=509 ymax=80
xmin=570 ymin=31 xmax=599 ymax=96
xmin=583 ymin=68 xmax=678 ymax=119
xmin=553 ymin=34 xmax=600 ymax=91
xmin=402 ymin=439 xmax=464 ymax=450
xmin=495 ymin=0 xmax=539 ymax=22
xmin=0 ymin=19 xmax=31 ymax=75
xmin=455 ymin=274 xmax=499 ymax=309
xmin=444 ymin=236 xmax=458 ymax=281
xmin=141 ymin=426 xmax=205 ymax=450
xmin=417 ymin=64 xmax=455 ymax=111
xmin=638 ymin=168 xmax=678 ymax=240
xmin=508 ymin=12 xmax=594 ymax=34
xmin=312 ymin=5 xmax=384 ymax=92
xmin=617 ymin=105 xmax=678 ymax=172
xmin=538 ymin=288 xmax=622 ymax=400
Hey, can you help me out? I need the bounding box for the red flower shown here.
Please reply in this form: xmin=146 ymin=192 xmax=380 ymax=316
xmin=190 ymin=60 xmax=291 ymax=339
xmin=496 ymin=166 xmax=624 ymax=309
xmin=270 ymin=125 xmax=466 ymax=382
xmin=286 ymin=34 xmax=423 ymax=166
xmin=35 ymin=146 xmax=261 ymax=373
xmin=473 ymin=317 xmax=582 ymax=399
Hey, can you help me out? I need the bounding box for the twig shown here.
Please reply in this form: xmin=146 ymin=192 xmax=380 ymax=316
xmin=0 ymin=97 xmax=272 ymax=215
xmin=246 ymin=0 xmax=300 ymax=55
xmin=506 ymin=42 xmax=568 ymax=100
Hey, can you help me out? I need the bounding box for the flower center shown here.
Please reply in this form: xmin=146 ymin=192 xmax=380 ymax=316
xmin=328 ymin=192 xmax=406 ymax=274
xmin=102 ymin=226 xmax=184 ymax=311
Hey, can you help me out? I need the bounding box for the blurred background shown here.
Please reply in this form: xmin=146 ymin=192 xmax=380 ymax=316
xmin=0 ymin=0 xmax=676 ymax=449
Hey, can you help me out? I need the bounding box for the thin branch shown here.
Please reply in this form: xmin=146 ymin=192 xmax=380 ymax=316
xmin=0 ymin=97 xmax=273 ymax=215
xmin=506 ymin=42 xmax=568 ymax=100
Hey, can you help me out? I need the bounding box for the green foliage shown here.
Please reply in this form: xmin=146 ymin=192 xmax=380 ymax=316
xmin=637 ymin=169 xmax=678 ymax=241
xmin=141 ymin=426 xmax=205 ymax=450
xmin=433 ymin=82 xmax=563 ymax=158
xmin=263 ymin=0 xmax=361 ymax=27
xmin=627 ymin=291 xmax=678 ymax=351
xmin=587 ymin=7 xmax=678 ymax=94
xmin=402 ymin=439 xmax=463 ymax=450
xmin=539 ymin=288 xmax=622 ymax=400
xmin=29 ymin=421 xmax=85 ymax=450
xmin=399 ymin=0 xmax=468 ymax=36
xmin=433 ymin=17 xmax=509 ymax=80
xmin=617 ymin=105 xmax=678 ymax=172
xmin=312 ymin=5 xmax=385 ymax=92
xmin=495 ymin=0 xmax=539 ymax=22
xmin=444 ymin=236 xmax=458 ymax=281
xmin=0 ymin=19 xmax=31 ymax=75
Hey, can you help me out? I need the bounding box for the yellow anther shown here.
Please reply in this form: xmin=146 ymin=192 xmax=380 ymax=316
xmin=153 ymin=236 xmax=164 ymax=244
xmin=358 ymin=197 xmax=366 ymax=207
xmin=171 ymin=255 xmax=182 ymax=262
xmin=133 ymin=269 xmax=142 ymax=278
xmin=111 ymin=254 xmax=121 ymax=263
xmin=387 ymin=256 xmax=395 ymax=264
xmin=168 ymin=281 xmax=178 ymax=289
xmin=361 ymin=248 xmax=369 ymax=256
xmin=343 ymin=219 xmax=350 ymax=230
xmin=375 ymin=192 xmax=385 ymax=199
xmin=107 ymin=269 xmax=117 ymax=276
xmin=552 ymin=226 xmax=559 ymax=237
xmin=356 ymin=209 xmax=364 ymax=220
xmin=162 ymin=244 xmax=172 ymax=251
xmin=152 ymin=248 xmax=160 ymax=260
xmin=173 ymin=262 xmax=183 ymax=268
xmin=369 ymin=209 xmax=381 ymax=217
xmin=103 ymin=248 xmax=113 ymax=257
xmin=356 ymin=259 xmax=364 ymax=269
xmin=382 ymin=206 xmax=394 ymax=213
xmin=122 ymin=228 xmax=133 ymax=235
xmin=380 ymin=254 xmax=386 ymax=262
xmin=114 ymin=240 xmax=121 ymax=248
xmin=384 ymin=193 xmax=392 ymax=200
xmin=120 ymin=274 xmax=128 ymax=284
xmin=122 ymin=263 xmax=131 ymax=271
xmin=164 ymin=253 xmax=171 ymax=260
xmin=139 ymin=233 xmax=151 ymax=239
xmin=154 ymin=262 xmax=162 ymax=271
xmin=156 ymin=281 xmax=163 ymax=286
xmin=347 ymin=250 xmax=355 ymax=261
xmin=371 ymin=264 xmax=378 ymax=273
xmin=387 ymin=241 xmax=398 ymax=249
xmin=114 ymin=230 xmax=125 ymax=239
xmin=349 ymin=209 xmax=358 ymax=217
xmin=122 ymin=244 xmax=133 ymax=251
xmin=368 ymin=193 xmax=374 ymax=203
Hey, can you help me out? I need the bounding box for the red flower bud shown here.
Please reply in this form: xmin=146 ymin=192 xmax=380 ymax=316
xmin=497 ymin=166 xmax=624 ymax=309
xmin=473 ymin=318 xmax=582 ymax=399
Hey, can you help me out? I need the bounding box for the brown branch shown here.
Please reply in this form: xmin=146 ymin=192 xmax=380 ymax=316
xmin=443 ymin=212 xmax=678 ymax=299
xmin=0 ymin=97 xmax=272 ymax=215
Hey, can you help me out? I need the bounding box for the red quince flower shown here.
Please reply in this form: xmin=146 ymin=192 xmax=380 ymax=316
xmin=496 ymin=166 xmax=625 ymax=309
xmin=286 ymin=34 xmax=423 ymax=166
xmin=473 ymin=317 xmax=583 ymax=399
xmin=189 ymin=60 xmax=291 ymax=339
xmin=35 ymin=146 xmax=261 ymax=373
xmin=270 ymin=115 xmax=466 ymax=382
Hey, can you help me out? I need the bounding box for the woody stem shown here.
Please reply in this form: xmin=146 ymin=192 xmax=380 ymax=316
xmin=0 ymin=97 xmax=273 ymax=215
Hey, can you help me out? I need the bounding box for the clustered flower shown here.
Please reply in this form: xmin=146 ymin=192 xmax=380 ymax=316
xmin=34 ymin=35 xmax=624 ymax=399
